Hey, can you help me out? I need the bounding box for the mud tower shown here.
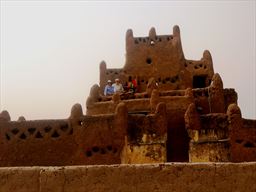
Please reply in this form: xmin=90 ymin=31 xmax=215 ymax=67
xmin=0 ymin=25 xmax=255 ymax=166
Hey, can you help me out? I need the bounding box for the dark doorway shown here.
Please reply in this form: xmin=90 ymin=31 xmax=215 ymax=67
xmin=193 ymin=75 xmax=207 ymax=88
xmin=166 ymin=112 xmax=190 ymax=162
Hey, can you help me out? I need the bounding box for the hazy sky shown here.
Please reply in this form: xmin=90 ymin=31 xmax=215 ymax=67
xmin=0 ymin=1 xmax=255 ymax=120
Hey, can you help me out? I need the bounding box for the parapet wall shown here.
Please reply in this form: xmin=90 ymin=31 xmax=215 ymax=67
xmin=124 ymin=26 xmax=185 ymax=78
xmin=0 ymin=119 xmax=76 ymax=166
xmin=0 ymin=103 xmax=127 ymax=166
xmin=228 ymin=104 xmax=256 ymax=162
xmin=1 ymin=162 xmax=255 ymax=192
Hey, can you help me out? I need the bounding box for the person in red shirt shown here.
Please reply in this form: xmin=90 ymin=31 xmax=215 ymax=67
xmin=127 ymin=77 xmax=137 ymax=93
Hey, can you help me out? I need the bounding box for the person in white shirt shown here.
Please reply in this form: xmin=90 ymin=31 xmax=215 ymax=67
xmin=113 ymin=78 xmax=124 ymax=93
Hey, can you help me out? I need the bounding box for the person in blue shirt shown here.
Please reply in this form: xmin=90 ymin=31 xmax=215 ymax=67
xmin=104 ymin=80 xmax=114 ymax=96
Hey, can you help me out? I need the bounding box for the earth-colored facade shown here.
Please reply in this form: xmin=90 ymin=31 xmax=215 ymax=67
xmin=0 ymin=25 xmax=255 ymax=166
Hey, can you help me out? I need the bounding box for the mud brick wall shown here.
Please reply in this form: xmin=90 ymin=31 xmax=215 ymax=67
xmin=86 ymin=98 xmax=151 ymax=115
xmin=227 ymin=104 xmax=256 ymax=162
xmin=0 ymin=119 xmax=76 ymax=166
xmin=98 ymin=26 xmax=215 ymax=95
xmin=185 ymin=107 xmax=230 ymax=162
xmin=230 ymin=118 xmax=256 ymax=162
xmin=122 ymin=103 xmax=167 ymax=164
xmin=0 ymin=163 xmax=255 ymax=192
xmin=223 ymin=88 xmax=237 ymax=111
xmin=0 ymin=104 xmax=127 ymax=166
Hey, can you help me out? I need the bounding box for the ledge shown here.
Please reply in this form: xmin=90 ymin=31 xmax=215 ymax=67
xmin=0 ymin=162 xmax=255 ymax=192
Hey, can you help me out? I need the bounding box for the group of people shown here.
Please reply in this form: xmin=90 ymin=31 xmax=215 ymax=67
xmin=104 ymin=78 xmax=123 ymax=96
xmin=104 ymin=78 xmax=137 ymax=96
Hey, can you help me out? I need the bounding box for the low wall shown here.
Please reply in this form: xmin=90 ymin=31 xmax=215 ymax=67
xmin=0 ymin=103 xmax=127 ymax=166
xmin=0 ymin=162 xmax=255 ymax=192
xmin=230 ymin=118 xmax=256 ymax=162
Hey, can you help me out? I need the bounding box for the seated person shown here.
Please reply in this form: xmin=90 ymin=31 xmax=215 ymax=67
xmin=113 ymin=78 xmax=124 ymax=93
xmin=104 ymin=80 xmax=114 ymax=96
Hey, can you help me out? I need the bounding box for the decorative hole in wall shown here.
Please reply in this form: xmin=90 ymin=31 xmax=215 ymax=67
xmin=244 ymin=141 xmax=255 ymax=148
xmin=107 ymin=145 xmax=112 ymax=151
xmin=194 ymin=65 xmax=198 ymax=69
xmin=86 ymin=150 xmax=92 ymax=157
xmin=51 ymin=130 xmax=60 ymax=138
xmin=170 ymin=36 xmax=173 ymax=39
xmin=11 ymin=128 xmax=19 ymax=135
xmin=143 ymin=38 xmax=146 ymax=42
xmin=60 ymin=124 xmax=68 ymax=132
xmin=35 ymin=131 xmax=43 ymax=139
xmin=19 ymin=133 xmax=27 ymax=140
xmin=184 ymin=63 xmax=188 ymax=67
xmin=171 ymin=78 xmax=176 ymax=83
xmin=204 ymin=65 xmax=207 ymax=69
xmin=5 ymin=134 xmax=10 ymax=141
xmin=167 ymin=37 xmax=170 ymax=41
xmin=139 ymin=38 xmax=142 ymax=41
xmin=193 ymin=76 xmax=207 ymax=88
xmin=158 ymin=38 xmax=162 ymax=42
xmin=28 ymin=128 xmax=36 ymax=135
xmin=146 ymin=57 xmax=152 ymax=64
xmin=134 ymin=40 xmax=138 ymax=44
xmin=114 ymin=72 xmax=118 ymax=75
xmin=92 ymin=146 xmax=100 ymax=153
xmin=44 ymin=126 xmax=52 ymax=133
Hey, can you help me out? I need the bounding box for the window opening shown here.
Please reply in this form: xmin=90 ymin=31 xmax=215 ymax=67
xmin=193 ymin=76 xmax=207 ymax=88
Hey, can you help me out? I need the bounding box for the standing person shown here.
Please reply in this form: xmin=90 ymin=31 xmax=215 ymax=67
xmin=127 ymin=77 xmax=137 ymax=93
xmin=104 ymin=80 xmax=114 ymax=96
xmin=113 ymin=78 xmax=124 ymax=93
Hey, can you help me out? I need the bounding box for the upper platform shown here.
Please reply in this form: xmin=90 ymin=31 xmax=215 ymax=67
xmin=99 ymin=25 xmax=214 ymax=94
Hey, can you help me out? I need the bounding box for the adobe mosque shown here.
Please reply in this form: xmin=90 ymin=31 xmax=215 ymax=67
xmin=0 ymin=25 xmax=255 ymax=166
